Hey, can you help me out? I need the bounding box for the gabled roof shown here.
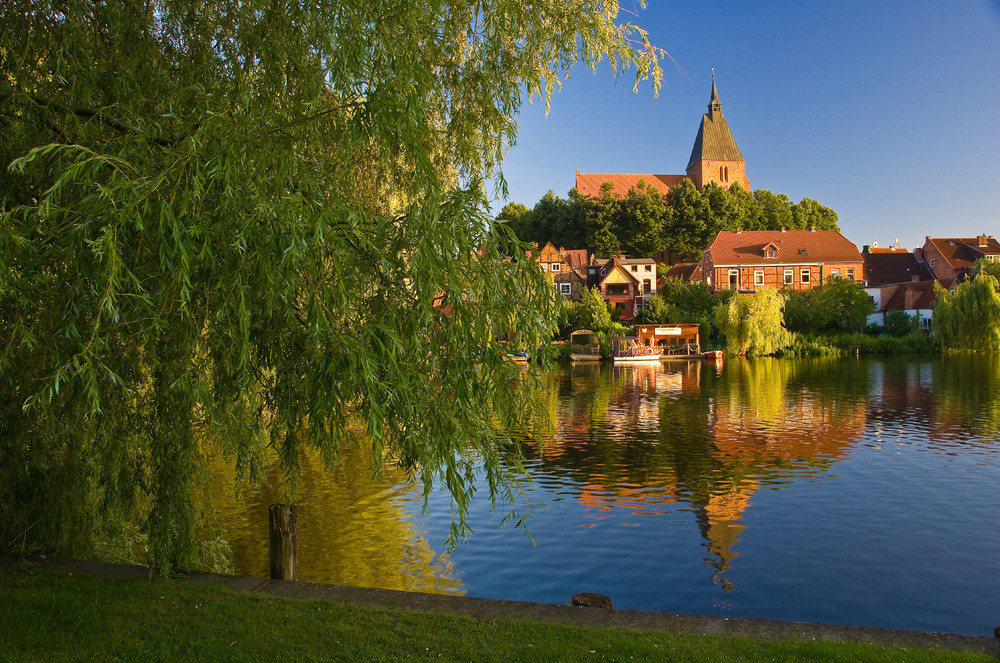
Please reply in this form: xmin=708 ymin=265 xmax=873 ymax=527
xmin=592 ymin=256 xmax=655 ymax=267
xmin=705 ymin=230 xmax=862 ymax=266
xmin=575 ymin=172 xmax=687 ymax=198
xmin=664 ymin=262 xmax=703 ymax=282
xmin=882 ymin=280 xmax=939 ymax=311
xmin=863 ymin=249 xmax=934 ymax=286
xmin=925 ymin=236 xmax=1000 ymax=271
xmin=594 ymin=257 xmax=640 ymax=286
xmin=562 ymin=249 xmax=589 ymax=271
xmin=687 ymin=79 xmax=744 ymax=169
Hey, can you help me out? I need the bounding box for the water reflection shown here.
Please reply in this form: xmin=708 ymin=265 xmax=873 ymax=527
xmin=202 ymin=444 xmax=461 ymax=592
xmin=208 ymin=356 xmax=1000 ymax=635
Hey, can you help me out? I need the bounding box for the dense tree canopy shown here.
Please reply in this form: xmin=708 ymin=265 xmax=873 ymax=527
xmin=784 ymin=277 xmax=875 ymax=334
xmin=505 ymin=180 xmax=840 ymax=260
xmin=934 ymin=272 xmax=1000 ymax=352
xmin=716 ymin=287 xmax=791 ymax=357
xmin=1 ymin=1 xmax=662 ymax=571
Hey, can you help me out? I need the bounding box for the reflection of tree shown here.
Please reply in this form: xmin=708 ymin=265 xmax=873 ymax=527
xmin=698 ymin=357 xmax=867 ymax=587
xmin=930 ymin=355 xmax=1000 ymax=444
xmin=525 ymin=359 xmax=869 ymax=592
xmin=199 ymin=444 xmax=462 ymax=594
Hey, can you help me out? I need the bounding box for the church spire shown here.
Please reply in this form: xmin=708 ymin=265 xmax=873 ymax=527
xmin=686 ymin=73 xmax=749 ymax=191
xmin=709 ymin=70 xmax=722 ymax=116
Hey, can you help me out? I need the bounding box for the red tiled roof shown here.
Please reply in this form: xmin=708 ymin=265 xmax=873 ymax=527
xmin=926 ymin=236 xmax=1000 ymax=271
xmin=882 ymin=280 xmax=939 ymax=311
xmin=863 ymin=250 xmax=933 ymax=286
xmin=664 ymin=263 xmax=703 ymax=282
xmin=705 ymin=230 xmax=862 ymax=266
xmin=575 ymin=172 xmax=688 ymax=198
xmin=562 ymin=249 xmax=589 ymax=271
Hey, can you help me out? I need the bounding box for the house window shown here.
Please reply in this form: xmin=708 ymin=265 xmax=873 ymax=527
xmin=559 ymin=283 xmax=572 ymax=296
xmin=540 ymin=263 xmax=548 ymax=272
xmin=631 ymin=265 xmax=638 ymax=272
xmin=766 ymin=249 xmax=777 ymax=258
xmin=783 ymin=269 xmax=794 ymax=285
xmin=642 ymin=278 xmax=652 ymax=293
xmin=801 ymin=269 xmax=810 ymax=285
xmin=846 ymin=268 xmax=855 ymax=280
xmin=645 ymin=264 xmax=652 ymax=272
xmin=607 ymin=283 xmax=628 ymax=295
xmin=551 ymin=263 xmax=560 ymax=272
xmin=728 ymin=269 xmax=740 ymax=289
xmin=831 ymin=268 xmax=841 ymax=278
xmin=987 ymin=255 xmax=998 ymax=263
xmin=929 ymin=259 xmax=936 ymax=268
xmin=754 ymin=270 xmax=764 ymax=286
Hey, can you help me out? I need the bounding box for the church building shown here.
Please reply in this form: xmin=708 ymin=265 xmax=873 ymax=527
xmin=575 ymin=76 xmax=750 ymax=197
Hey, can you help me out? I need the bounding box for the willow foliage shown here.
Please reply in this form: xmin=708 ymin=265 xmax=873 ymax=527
xmin=933 ymin=274 xmax=1000 ymax=352
xmin=716 ymin=287 xmax=791 ymax=357
xmin=0 ymin=1 xmax=662 ymax=571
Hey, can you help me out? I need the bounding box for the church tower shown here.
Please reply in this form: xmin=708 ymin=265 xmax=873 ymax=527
xmin=685 ymin=76 xmax=750 ymax=191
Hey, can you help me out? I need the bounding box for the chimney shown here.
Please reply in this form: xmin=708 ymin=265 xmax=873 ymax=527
xmin=978 ymin=235 xmax=989 ymax=247
xmin=781 ymin=227 xmax=786 ymax=233
xmin=811 ymin=226 xmax=816 ymax=232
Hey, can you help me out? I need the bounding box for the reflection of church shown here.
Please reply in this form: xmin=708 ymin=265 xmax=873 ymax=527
xmin=529 ymin=359 xmax=870 ymax=592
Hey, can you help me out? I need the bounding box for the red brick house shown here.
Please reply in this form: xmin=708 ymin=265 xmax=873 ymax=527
xmin=919 ymin=235 xmax=1000 ymax=285
xmin=575 ymin=76 xmax=749 ymax=198
xmin=701 ymin=229 xmax=864 ymax=293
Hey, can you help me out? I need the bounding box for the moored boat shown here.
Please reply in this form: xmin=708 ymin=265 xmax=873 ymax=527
xmin=612 ymin=336 xmax=662 ymax=363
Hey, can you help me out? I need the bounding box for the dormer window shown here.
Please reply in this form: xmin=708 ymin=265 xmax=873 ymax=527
xmin=763 ymin=243 xmax=779 ymax=259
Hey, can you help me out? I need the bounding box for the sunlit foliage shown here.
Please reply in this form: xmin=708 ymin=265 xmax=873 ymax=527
xmin=715 ymin=287 xmax=791 ymax=357
xmin=0 ymin=1 xmax=662 ymax=571
xmin=933 ymin=273 xmax=1000 ymax=352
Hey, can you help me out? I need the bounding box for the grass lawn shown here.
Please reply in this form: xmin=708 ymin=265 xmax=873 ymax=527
xmin=0 ymin=571 xmax=993 ymax=662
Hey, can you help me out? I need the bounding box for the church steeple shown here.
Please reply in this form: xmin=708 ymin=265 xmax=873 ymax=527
xmin=708 ymin=70 xmax=722 ymax=117
xmin=686 ymin=73 xmax=749 ymax=191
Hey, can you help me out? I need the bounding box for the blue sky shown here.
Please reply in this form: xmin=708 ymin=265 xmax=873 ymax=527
xmin=497 ymin=0 xmax=1000 ymax=252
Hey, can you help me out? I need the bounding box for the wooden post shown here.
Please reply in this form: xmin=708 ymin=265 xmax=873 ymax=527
xmin=269 ymin=504 xmax=298 ymax=581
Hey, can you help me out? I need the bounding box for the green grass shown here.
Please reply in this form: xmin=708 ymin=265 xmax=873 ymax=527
xmin=0 ymin=571 xmax=992 ymax=663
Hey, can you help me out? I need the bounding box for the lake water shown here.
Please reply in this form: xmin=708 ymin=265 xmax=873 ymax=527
xmin=206 ymin=356 xmax=1000 ymax=637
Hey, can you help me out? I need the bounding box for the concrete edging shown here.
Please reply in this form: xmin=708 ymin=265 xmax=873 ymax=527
xmin=4 ymin=556 xmax=997 ymax=657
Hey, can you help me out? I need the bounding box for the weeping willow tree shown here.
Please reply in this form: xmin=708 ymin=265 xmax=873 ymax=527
xmin=0 ymin=1 xmax=662 ymax=571
xmin=715 ymin=287 xmax=792 ymax=357
xmin=933 ymin=274 xmax=1000 ymax=352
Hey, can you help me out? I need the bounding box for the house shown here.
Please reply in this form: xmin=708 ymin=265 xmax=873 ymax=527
xmin=862 ymin=245 xmax=937 ymax=328
xmin=586 ymin=257 xmax=649 ymax=320
xmin=920 ymin=235 xmax=1000 ymax=285
xmin=532 ymin=241 xmax=587 ymax=300
xmin=701 ymin=229 xmax=864 ymax=293
xmin=663 ymin=262 xmax=703 ymax=284
xmin=867 ymin=280 xmax=937 ymax=331
xmin=575 ymin=75 xmax=749 ymax=198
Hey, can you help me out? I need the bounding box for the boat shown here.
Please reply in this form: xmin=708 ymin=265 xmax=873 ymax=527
xmin=704 ymin=350 xmax=725 ymax=361
xmin=611 ymin=336 xmax=662 ymax=363
xmin=507 ymin=352 xmax=529 ymax=364
xmin=569 ymin=329 xmax=602 ymax=362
